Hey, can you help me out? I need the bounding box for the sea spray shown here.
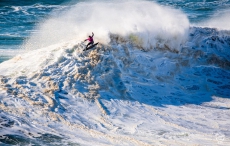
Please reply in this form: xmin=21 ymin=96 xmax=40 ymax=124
xmin=197 ymin=11 xmax=230 ymax=30
xmin=24 ymin=1 xmax=189 ymax=52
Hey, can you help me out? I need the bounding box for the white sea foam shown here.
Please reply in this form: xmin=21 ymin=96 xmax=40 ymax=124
xmin=0 ymin=1 xmax=230 ymax=145
xmin=0 ymin=49 xmax=26 ymax=56
xmin=0 ymin=26 xmax=230 ymax=145
xmin=24 ymin=1 xmax=189 ymax=51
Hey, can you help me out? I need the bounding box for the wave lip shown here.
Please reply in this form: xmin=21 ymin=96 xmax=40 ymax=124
xmin=24 ymin=1 xmax=189 ymax=52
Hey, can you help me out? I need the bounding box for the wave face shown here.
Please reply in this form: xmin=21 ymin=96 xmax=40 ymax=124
xmin=0 ymin=26 xmax=230 ymax=145
xmin=0 ymin=0 xmax=230 ymax=145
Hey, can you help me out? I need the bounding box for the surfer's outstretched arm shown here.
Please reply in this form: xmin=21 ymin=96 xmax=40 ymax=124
xmin=92 ymin=32 xmax=94 ymax=37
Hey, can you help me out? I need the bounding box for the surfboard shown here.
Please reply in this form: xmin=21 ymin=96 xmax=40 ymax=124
xmin=83 ymin=42 xmax=99 ymax=51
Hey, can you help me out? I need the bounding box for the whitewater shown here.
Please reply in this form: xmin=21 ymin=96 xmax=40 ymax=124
xmin=0 ymin=1 xmax=230 ymax=145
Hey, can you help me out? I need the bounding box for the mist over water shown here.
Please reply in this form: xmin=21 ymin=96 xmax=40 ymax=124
xmin=24 ymin=1 xmax=189 ymax=51
xmin=197 ymin=11 xmax=230 ymax=30
xmin=1 ymin=0 xmax=230 ymax=61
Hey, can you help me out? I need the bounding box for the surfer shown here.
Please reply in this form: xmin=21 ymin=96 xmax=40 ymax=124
xmin=84 ymin=32 xmax=94 ymax=49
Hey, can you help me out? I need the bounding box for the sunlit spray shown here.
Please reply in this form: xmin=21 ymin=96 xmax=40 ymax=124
xmin=24 ymin=1 xmax=189 ymax=52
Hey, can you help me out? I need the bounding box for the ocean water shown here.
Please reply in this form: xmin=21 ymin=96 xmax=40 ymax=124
xmin=0 ymin=0 xmax=67 ymax=62
xmin=0 ymin=0 xmax=230 ymax=145
xmin=1 ymin=0 xmax=229 ymax=62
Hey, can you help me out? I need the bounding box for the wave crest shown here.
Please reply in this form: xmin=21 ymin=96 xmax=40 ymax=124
xmin=24 ymin=1 xmax=189 ymax=52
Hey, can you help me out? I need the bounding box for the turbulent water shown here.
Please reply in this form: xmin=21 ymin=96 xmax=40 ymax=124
xmin=0 ymin=0 xmax=230 ymax=145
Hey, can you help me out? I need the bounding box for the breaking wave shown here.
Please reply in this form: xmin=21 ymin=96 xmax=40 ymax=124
xmin=1 ymin=1 xmax=230 ymax=145
xmin=23 ymin=1 xmax=189 ymax=52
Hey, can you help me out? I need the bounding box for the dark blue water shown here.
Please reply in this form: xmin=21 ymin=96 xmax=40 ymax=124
xmin=0 ymin=0 xmax=230 ymax=63
xmin=155 ymin=0 xmax=230 ymax=22
xmin=0 ymin=0 xmax=67 ymax=62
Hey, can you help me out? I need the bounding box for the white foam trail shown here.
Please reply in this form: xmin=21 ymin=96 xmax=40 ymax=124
xmin=24 ymin=1 xmax=189 ymax=51
xmin=0 ymin=49 xmax=26 ymax=56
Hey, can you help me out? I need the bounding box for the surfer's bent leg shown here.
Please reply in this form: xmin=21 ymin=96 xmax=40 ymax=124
xmin=86 ymin=42 xmax=94 ymax=48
